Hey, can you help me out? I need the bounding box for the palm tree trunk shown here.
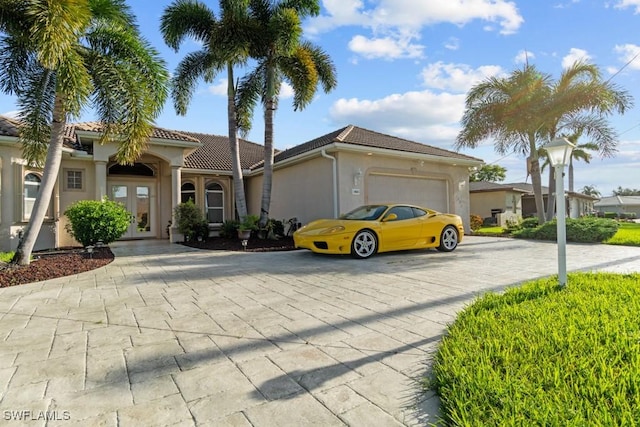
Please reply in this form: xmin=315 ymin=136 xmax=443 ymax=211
xmin=545 ymin=167 xmax=556 ymax=221
xmin=12 ymin=96 xmax=66 ymax=266
xmin=529 ymin=150 xmax=546 ymax=225
xmin=568 ymin=158 xmax=574 ymax=192
xmin=259 ymin=98 xmax=275 ymax=228
xmin=227 ymin=63 xmax=247 ymax=220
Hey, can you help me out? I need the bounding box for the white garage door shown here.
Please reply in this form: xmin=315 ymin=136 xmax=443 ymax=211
xmin=366 ymin=174 xmax=449 ymax=212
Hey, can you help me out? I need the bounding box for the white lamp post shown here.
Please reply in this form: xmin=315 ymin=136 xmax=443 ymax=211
xmin=544 ymin=137 xmax=575 ymax=287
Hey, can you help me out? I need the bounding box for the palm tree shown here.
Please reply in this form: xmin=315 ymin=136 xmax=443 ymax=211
xmin=161 ymin=0 xmax=253 ymax=220
xmin=541 ymin=61 xmax=628 ymax=220
xmin=237 ymin=0 xmax=337 ymax=227
xmin=1 ymin=0 xmax=168 ymax=265
xmin=580 ymin=185 xmax=601 ymax=198
xmin=456 ymin=61 xmax=631 ymax=224
xmin=456 ymin=64 xmax=551 ymax=224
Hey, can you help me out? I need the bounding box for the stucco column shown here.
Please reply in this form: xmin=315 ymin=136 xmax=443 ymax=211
xmin=170 ymin=166 xmax=181 ymax=243
xmin=95 ymin=161 xmax=107 ymax=199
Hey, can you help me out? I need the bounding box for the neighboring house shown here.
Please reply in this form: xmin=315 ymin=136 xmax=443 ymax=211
xmin=470 ymin=181 xmax=599 ymax=225
xmin=0 ymin=116 xmax=482 ymax=252
xmin=506 ymin=182 xmax=598 ymax=219
xmin=469 ymin=181 xmax=529 ymax=227
xmin=594 ymin=196 xmax=640 ymax=217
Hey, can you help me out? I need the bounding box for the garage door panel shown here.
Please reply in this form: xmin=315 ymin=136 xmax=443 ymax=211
xmin=366 ymin=174 xmax=448 ymax=212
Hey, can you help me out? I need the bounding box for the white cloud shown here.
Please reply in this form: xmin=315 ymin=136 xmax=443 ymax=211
xmin=614 ymin=44 xmax=640 ymax=70
xmin=329 ymin=90 xmax=466 ymax=142
xmin=561 ymin=48 xmax=592 ymax=68
xmin=420 ymin=62 xmax=504 ymax=92
xmin=207 ymin=79 xmax=293 ymax=101
xmin=514 ymin=49 xmax=535 ymax=64
xmin=307 ymin=0 xmax=524 ymax=60
xmin=613 ymin=0 xmax=640 ymax=13
xmin=279 ymin=82 xmax=294 ymax=99
xmin=207 ymin=79 xmax=227 ymax=96
xmin=444 ymin=37 xmax=460 ymax=51
xmin=348 ymin=34 xmax=424 ymax=59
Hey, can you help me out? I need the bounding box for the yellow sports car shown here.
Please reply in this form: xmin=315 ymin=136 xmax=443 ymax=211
xmin=293 ymin=204 xmax=464 ymax=259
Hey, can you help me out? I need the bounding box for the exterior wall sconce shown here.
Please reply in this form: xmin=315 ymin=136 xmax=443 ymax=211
xmin=353 ymin=168 xmax=363 ymax=186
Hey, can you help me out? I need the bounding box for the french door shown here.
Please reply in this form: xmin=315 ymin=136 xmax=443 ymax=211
xmin=110 ymin=182 xmax=155 ymax=239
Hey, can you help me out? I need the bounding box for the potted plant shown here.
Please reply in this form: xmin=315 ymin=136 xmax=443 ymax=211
xmin=238 ymin=214 xmax=259 ymax=240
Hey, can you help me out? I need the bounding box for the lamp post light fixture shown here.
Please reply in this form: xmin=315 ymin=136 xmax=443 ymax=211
xmin=544 ymin=137 xmax=575 ymax=287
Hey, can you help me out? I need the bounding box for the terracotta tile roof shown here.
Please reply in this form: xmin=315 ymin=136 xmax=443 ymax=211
xmin=0 ymin=115 xmax=22 ymax=137
xmin=273 ymin=125 xmax=483 ymax=163
xmin=181 ymin=131 xmax=265 ymax=171
xmin=73 ymin=122 xmax=200 ymax=143
xmin=0 ymin=115 xmax=83 ymax=150
xmin=470 ymin=181 xmax=530 ymax=193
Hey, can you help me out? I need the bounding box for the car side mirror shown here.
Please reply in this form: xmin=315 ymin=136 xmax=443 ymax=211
xmin=382 ymin=213 xmax=397 ymax=222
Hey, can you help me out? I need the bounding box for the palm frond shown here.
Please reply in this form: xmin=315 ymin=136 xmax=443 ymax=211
xmin=28 ymin=0 xmax=91 ymax=69
xmin=160 ymin=0 xmax=216 ymax=50
xmin=171 ymin=50 xmax=221 ymax=116
xmin=16 ymin=66 xmax=57 ymax=166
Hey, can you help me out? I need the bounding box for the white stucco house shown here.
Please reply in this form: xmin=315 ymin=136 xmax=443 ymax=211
xmin=0 ymin=115 xmax=483 ymax=252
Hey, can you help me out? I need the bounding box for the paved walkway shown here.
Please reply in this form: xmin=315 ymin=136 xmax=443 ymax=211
xmin=0 ymin=236 xmax=639 ymax=426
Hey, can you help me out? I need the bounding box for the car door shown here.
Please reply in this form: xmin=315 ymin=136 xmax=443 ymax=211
xmin=379 ymin=206 xmax=422 ymax=250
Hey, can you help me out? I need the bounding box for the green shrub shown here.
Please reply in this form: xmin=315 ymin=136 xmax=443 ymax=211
xmin=270 ymin=219 xmax=285 ymax=238
xmin=238 ymin=214 xmax=259 ymax=232
xmin=604 ymin=212 xmax=618 ymax=219
xmin=512 ymin=217 xmax=618 ymax=243
xmin=470 ymin=214 xmax=483 ymax=231
xmin=259 ymin=218 xmax=285 ymax=239
xmin=64 ymin=197 xmax=130 ymax=246
xmin=219 ymin=220 xmax=239 ymax=238
xmin=430 ymin=272 xmax=640 ymax=426
xmin=521 ymin=217 xmax=539 ymax=228
xmin=174 ymin=200 xmax=209 ymax=242
xmin=0 ymin=251 xmax=14 ymax=263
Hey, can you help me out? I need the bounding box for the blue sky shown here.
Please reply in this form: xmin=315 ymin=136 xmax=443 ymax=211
xmin=2 ymin=0 xmax=640 ymax=196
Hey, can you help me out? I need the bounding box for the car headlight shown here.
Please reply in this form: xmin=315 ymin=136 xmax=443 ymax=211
xmin=322 ymin=226 xmax=345 ymax=234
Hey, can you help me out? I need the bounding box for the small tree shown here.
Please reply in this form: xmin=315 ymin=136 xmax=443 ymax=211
xmin=174 ymin=200 xmax=209 ymax=242
xmin=64 ymin=198 xmax=130 ymax=246
xmin=470 ymin=165 xmax=507 ymax=182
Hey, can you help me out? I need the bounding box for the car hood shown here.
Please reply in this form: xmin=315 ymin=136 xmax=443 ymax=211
xmin=296 ymin=219 xmax=354 ymax=235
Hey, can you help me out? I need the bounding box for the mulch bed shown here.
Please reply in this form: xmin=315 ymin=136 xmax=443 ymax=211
xmin=0 ymin=247 xmax=114 ymax=288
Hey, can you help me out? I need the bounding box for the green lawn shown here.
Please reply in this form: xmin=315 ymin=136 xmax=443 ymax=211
xmin=429 ymin=272 xmax=640 ymax=425
xmin=473 ymin=226 xmax=506 ymax=235
xmin=475 ymin=220 xmax=640 ymax=246
xmin=605 ymin=222 xmax=640 ymax=246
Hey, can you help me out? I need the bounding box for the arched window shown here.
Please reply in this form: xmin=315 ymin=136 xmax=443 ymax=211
xmin=24 ymin=173 xmax=41 ymax=220
xmin=205 ymin=182 xmax=224 ymax=223
xmin=181 ymin=182 xmax=196 ymax=204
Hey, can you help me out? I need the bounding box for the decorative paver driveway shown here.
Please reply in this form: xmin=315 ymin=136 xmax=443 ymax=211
xmin=1 ymin=236 xmax=639 ymax=426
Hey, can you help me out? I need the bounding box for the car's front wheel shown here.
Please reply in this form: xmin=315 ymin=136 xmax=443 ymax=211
xmin=437 ymin=225 xmax=458 ymax=252
xmin=351 ymin=229 xmax=378 ymax=259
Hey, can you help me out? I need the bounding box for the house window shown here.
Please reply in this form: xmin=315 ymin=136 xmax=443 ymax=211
xmin=65 ymin=169 xmax=84 ymax=191
xmin=181 ymin=182 xmax=196 ymax=204
xmin=205 ymin=182 xmax=224 ymax=223
xmin=24 ymin=173 xmax=41 ymax=220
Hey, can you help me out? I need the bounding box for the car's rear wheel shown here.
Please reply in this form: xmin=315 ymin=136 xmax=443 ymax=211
xmin=437 ymin=225 xmax=458 ymax=252
xmin=351 ymin=230 xmax=378 ymax=259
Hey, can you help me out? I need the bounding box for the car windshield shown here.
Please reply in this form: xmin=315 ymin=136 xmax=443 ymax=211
xmin=340 ymin=205 xmax=388 ymax=220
